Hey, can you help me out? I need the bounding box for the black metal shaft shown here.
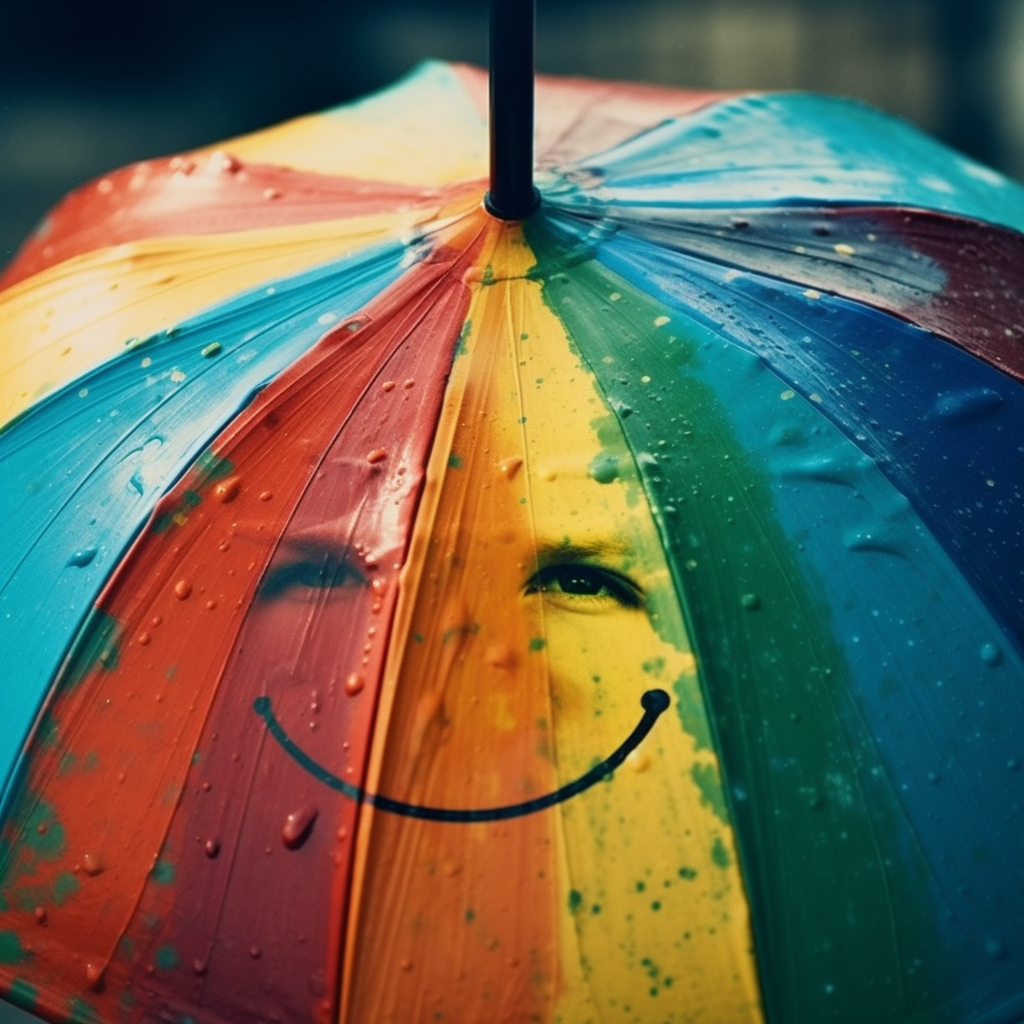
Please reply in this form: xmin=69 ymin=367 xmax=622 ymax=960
xmin=485 ymin=0 xmax=541 ymax=220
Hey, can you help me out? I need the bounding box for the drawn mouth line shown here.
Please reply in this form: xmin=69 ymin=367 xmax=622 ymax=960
xmin=253 ymin=689 xmax=670 ymax=822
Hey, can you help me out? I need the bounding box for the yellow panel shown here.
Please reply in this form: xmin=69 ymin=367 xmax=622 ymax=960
xmin=205 ymin=62 xmax=488 ymax=185
xmin=343 ymin=222 xmax=764 ymax=1023
xmin=0 ymin=210 xmax=432 ymax=425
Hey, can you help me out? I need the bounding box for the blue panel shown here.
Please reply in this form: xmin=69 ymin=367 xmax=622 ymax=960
xmin=0 ymin=241 xmax=409 ymax=809
xmin=542 ymin=93 xmax=1024 ymax=232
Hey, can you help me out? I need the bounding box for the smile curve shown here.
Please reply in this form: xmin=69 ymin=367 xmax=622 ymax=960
xmin=253 ymin=689 xmax=670 ymax=822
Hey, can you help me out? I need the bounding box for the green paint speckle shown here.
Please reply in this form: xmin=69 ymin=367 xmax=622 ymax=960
xmin=651 ymin=900 xmax=662 ymax=911
xmin=635 ymin=881 xmax=646 ymax=893
xmin=23 ymin=802 xmax=66 ymax=861
xmin=671 ymin=673 xmax=713 ymax=752
xmin=465 ymin=909 xmax=475 ymax=922
xmin=57 ymin=751 xmax=77 ymax=776
xmin=154 ymin=945 xmax=179 ymax=970
xmin=711 ymin=836 xmax=732 ymax=869
xmin=528 ymin=637 xmax=546 ymax=652
xmin=641 ymin=656 xmax=666 ymax=676
xmin=567 ymin=889 xmax=583 ymax=914
xmin=690 ymin=763 xmax=730 ymax=823
xmin=447 ymin=453 xmax=463 ymax=470
xmin=678 ymin=866 xmax=697 ymax=880
xmin=52 ymin=872 xmax=81 ymax=906
xmin=413 ymin=633 xmax=424 ymax=643
xmin=0 ymin=931 xmax=29 ymax=964
xmin=591 ymin=904 xmax=602 ymax=915
xmin=64 ymin=609 xmax=121 ymax=686
xmin=68 ymin=997 xmax=100 ymax=1024
xmin=152 ymin=859 xmax=175 ymax=885
xmin=193 ymin=448 xmax=234 ymax=483
xmin=8 ymin=978 xmax=38 ymax=1010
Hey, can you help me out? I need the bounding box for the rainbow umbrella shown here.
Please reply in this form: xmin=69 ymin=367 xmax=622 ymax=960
xmin=2 ymin=22 xmax=1024 ymax=1024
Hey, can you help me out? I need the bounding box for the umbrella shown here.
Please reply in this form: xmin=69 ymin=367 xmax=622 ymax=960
xmin=2 ymin=9 xmax=1024 ymax=1022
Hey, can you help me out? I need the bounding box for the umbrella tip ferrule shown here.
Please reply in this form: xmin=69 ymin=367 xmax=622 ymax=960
xmin=484 ymin=186 xmax=542 ymax=222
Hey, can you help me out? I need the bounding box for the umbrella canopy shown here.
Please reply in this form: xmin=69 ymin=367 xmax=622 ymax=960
xmin=1 ymin=60 xmax=1023 ymax=1024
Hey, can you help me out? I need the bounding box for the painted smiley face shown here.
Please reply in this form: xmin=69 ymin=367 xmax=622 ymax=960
xmin=244 ymin=250 xmax=764 ymax=1023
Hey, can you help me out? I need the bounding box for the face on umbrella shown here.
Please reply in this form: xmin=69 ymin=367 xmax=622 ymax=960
xmin=2 ymin=59 xmax=1024 ymax=1024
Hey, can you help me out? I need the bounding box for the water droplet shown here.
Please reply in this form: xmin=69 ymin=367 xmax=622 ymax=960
xmin=400 ymin=958 xmax=413 ymax=972
xmin=499 ymin=457 xmax=523 ymax=480
xmin=67 ymin=548 xmax=98 ymax=568
xmin=366 ymin=448 xmax=388 ymax=465
xmin=262 ymin=187 xmax=281 ymax=200
xmin=589 ymin=453 xmax=619 ymax=484
xmin=137 ymin=631 xmax=152 ymax=646
xmin=843 ymin=526 xmax=906 ymax=557
xmin=193 ymin=958 xmax=208 ymax=975
xmin=927 ymin=771 xmax=942 ymax=785
xmin=980 ymin=642 xmax=1003 ymax=666
xmin=984 ymin=937 xmax=1007 ymax=961
xmin=381 ymin=380 xmax=396 ymax=392
xmin=740 ymin=593 xmax=761 ymax=610
xmin=201 ymin=342 xmax=222 ymax=358
xmin=208 ymin=150 xmax=241 ymax=175
xmin=485 ymin=645 xmax=517 ymax=670
xmin=86 ymin=962 xmax=104 ymax=989
xmin=249 ymin=946 xmax=262 ymax=960
xmin=34 ymin=907 xmax=47 ymax=925
xmin=82 ymin=852 xmax=103 ymax=876
xmin=259 ymin=490 xmax=274 ymax=502
xmin=345 ymin=672 xmax=365 ymax=696
xmin=403 ymin=379 xmax=415 ymax=389
xmin=626 ymin=748 xmax=651 ymax=773
xmin=204 ymin=839 xmax=220 ymax=859
xmin=174 ymin=580 xmax=193 ymax=600
xmin=282 ymin=805 xmax=319 ymax=850
xmin=931 ymin=388 xmax=1004 ymax=425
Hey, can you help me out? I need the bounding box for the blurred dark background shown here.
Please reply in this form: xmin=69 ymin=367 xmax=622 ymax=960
xmin=2 ymin=0 xmax=1022 ymax=269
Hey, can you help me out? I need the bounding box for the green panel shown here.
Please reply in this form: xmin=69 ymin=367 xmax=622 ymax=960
xmin=527 ymin=219 xmax=950 ymax=1024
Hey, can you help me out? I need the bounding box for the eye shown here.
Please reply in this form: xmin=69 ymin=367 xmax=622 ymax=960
xmin=258 ymin=553 xmax=365 ymax=600
xmin=524 ymin=564 xmax=644 ymax=610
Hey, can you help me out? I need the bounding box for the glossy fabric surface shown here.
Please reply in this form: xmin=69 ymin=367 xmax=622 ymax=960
xmin=1 ymin=60 xmax=1023 ymax=1024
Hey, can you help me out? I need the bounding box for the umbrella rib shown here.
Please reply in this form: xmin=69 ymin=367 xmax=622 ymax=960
xmin=252 ymin=689 xmax=669 ymax=821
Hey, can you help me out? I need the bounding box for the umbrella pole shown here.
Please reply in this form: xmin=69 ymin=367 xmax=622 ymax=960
xmin=485 ymin=0 xmax=541 ymax=220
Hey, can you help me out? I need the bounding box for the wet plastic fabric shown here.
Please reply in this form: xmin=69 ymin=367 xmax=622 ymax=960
xmin=1 ymin=60 xmax=1023 ymax=1024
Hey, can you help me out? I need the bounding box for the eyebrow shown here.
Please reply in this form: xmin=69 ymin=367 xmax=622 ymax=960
xmin=533 ymin=540 xmax=636 ymax=569
xmin=256 ymin=537 xmax=368 ymax=600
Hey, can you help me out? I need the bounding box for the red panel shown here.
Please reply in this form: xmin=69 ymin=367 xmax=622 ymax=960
xmin=1 ymin=154 xmax=478 ymax=289
xmin=0 ymin=219 xmax=485 ymax=1024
